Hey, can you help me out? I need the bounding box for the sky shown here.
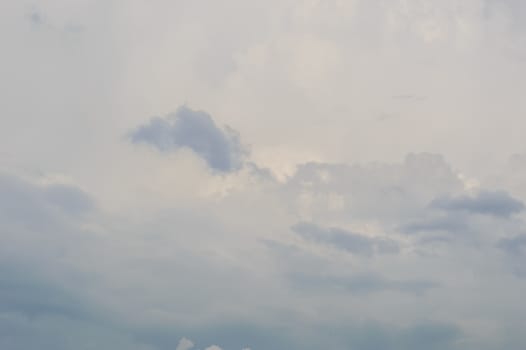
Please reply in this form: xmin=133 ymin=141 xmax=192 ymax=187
xmin=1 ymin=0 xmax=526 ymax=349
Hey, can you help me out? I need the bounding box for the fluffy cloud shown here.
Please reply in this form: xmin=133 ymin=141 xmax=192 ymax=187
xmin=130 ymin=106 xmax=247 ymax=172
xmin=175 ymin=338 xmax=194 ymax=350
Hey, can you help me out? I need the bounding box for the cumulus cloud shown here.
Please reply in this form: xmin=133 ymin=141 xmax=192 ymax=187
xmin=130 ymin=106 xmax=247 ymax=172
xmin=176 ymin=338 xmax=195 ymax=350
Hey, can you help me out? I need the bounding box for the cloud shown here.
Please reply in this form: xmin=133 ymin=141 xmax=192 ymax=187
xmin=0 ymin=263 xmax=95 ymax=320
xmin=290 ymin=272 xmax=438 ymax=296
xmin=139 ymin=321 xmax=461 ymax=350
xmin=1 ymin=159 xmax=525 ymax=349
xmin=42 ymin=183 xmax=94 ymax=215
xmin=28 ymin=10 xmax=43 ymax=25
xmin=175 ymin=337 xmax=250 ymax=350
xmin=396 ymin=323 xmax=460 ymax=350
xmin=0 ymin=314 xmax=155 ymax=350
xmin=176 ymin=338 xmax=194 ymax=350
xmin=0 ymin=174 xmax=94 ymax=232
xmin=497 ymin=234 xmax=526 ymax=255
xmin=291 ymin=222 xmax=399 ymax=256
xmin=430 ymin=190 xmax=525 ymax=217
xmin=344 ymin=322 xmax=462 ymax=350
xmin=1 ymin=156 xmax=524 ymax=349
xmin=130 ymin=106 xmax=247 ymax=172
xmin=4 ymin=0 xmax=526 ymax=347
xmin=401 ymin=214 xmax=468 ymax=235
xmin=0 ymin=174 xmax=142 ymax=349
xmin=283 ymin=153 xmax=464 ymax=223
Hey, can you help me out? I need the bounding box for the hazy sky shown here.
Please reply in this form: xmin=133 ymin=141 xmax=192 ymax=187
xmin=1 ymin=1 xmax=526 ymax=349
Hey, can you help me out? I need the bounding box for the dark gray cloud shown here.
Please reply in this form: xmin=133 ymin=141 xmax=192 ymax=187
xmin=130 ymin=106 xmax=247 ymax=172
xmin=430 ymin=190 xmax=524 ymax=217
xmin=291 ymin=222 xmax=399 ymax=256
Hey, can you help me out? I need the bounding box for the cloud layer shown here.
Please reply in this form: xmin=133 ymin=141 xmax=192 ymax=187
xmin=2 ymin=0 xmax=526 ymax=349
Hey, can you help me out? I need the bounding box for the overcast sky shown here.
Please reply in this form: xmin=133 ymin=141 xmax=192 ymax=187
xmin=1 ymin=0 xmax=526 ymax=349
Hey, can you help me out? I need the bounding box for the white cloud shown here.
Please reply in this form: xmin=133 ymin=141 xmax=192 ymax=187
xmin=176 ymin=338 xmax=194 ymax=350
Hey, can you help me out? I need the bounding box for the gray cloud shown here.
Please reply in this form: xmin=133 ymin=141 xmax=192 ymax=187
xmin=292 ymin=222 xmax=399 ymax=256
xmin=28 ymin=10 xmax=43 ymax=25
xmin=430 ymin=191 xmax=525 ymax=217
xmin=401 ymin=214 xmax=468 ymax=235
xmin=130 ymin=106 xmax=247 ymax=172
xmin=345 ymin=322 xmax=462 ymax=350
xmin=284 ymin=153 xmax=464 ymax=224
xmin=290 ymin=272 xmax=438 ymax=296
xmin=136 ymin=320 xmax=461 ymax=350
xmin=0 ymin=175 xmax=103 ymax=322
xmin=0 ymin=314 xmax=153 ymax=350
xmin=0 ymin=263 xmax=95 ymax=321
xmin=0 ymin=174 xmax=94 ymax=232
xmin=0 ymin=174 xmax=154 ymax=350
xmin=42 ymin=183 xmax=94 ymax=216
xmin=4 ymin=0 xmax=526 ymax=346
xmin=497 ymin=234 xmax=526 ymax=256
xmin=0 ymin=166 xmax=521 ymax=349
